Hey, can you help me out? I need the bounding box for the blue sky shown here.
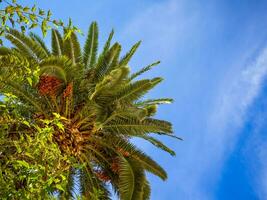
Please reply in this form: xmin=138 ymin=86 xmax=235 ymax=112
xmin=13 ymin=0 xmax=267 ymax=199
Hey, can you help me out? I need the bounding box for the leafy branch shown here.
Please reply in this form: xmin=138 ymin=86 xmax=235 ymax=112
xmin=0 ymin=0 xmax=81 ymax=44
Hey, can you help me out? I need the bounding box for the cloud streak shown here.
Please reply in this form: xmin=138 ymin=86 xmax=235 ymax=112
xmin=197 ymin=47 xmax=267 ymax=199
xmin=117 ymin=0 xmax=267 ymax=199
xmin=167 ymin=46 xmax=267 ymax=200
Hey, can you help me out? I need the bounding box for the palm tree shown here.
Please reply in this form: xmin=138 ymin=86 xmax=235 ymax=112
xmin=0 ymin=22 xmax=180 ymax=199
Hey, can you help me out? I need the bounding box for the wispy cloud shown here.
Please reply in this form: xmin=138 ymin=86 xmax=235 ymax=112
xmin=117 ymin=0 xmax=267 ymax=199
xmin=164 ymin=46 xmax=267 ymax=200
xmin=193 ymin=47 xmax=267 ymax=199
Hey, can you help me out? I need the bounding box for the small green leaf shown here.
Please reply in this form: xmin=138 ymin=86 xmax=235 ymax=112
xmin=29 ymin=14 xmax=36 ymax=21
xmin=47 ymin=177 xmax=54 ymax=186
xmin=5 ymin=6 xmax=15 ymax=14
xmin=60 ymin=174 xmax=66 ymax=181
xmin=20 ymin=25 xmax=26 ymax=33
xmin=25 ymin=152 xmax=34 ymax=159
xmin=29 ymin=23 xmax=37 ymax=29
xmin=22 ymin=120 xmax=30 ymax=127
xmin=38 ymin=8 xmax=45 ymax=16
xmin=41 ymin=19 xmax=47 ymax=36
xmin=1 ymin=16 xmax=7 ymax=26
xmin=52 ymin=113 xmax=60 ymax=118
xmin=54 ymin=178 xmax=60 ymax=183
xmin=31 ymin=5 xmax=36 ymax=12
xmin=47 ymin=10 xmax=52 ymax=18
xmin=23 ymin=7 xmax=30 ymax=12
xmin=14 ymin=141 xmax=22 ymax=153
xmin=26 ymin=77 xmax=33 ymax=86
xmin=16 ymin=160 xmax=30 ymax=169
xmin=55 ymin=122 xmax=64 ymax=131
xmin=55 ymin=184 xmax=65 ymax=191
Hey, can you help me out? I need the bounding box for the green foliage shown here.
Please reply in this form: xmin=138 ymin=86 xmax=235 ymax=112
xmin=118 ymin=157 xmax=135 ymax=200
xmin=0 ymin=101 xmax=71 ymax=199
xmin=0 ymin=22 xmax=179 ymax=199
xmin=129 ymin=61 xmax=160 ymax=81
xmin=83 ymin=21 xmax=98 ymax=69
xmin=52 ymin=29 xmax=63 ymax=56
xmin=0 ymin=0 xmax=81 ymax=44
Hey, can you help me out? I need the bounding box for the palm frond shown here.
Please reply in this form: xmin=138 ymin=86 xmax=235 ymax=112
xmin=101 ymin=29 xmax=114 ymax=56
xmin=39 ymin=56 xmax=74 ymax=83
xmin=90 ymin=66 xmax=129 ymax=101
xmin=103 ymin=117 xmax=173 ymax=136
xmin=130 ymin=161 xmax=146 ymax=200
xmin=79 ymin=164 xmax=111 ymax=200
xmin=29 ymin=32 xmax=51 ymax=55
xmin=51 ymin=29 xmax=63 ymax=56
xmin=135 ymin=98 xmax=174 ymax=106
xmin=83 ymin=22 xmax=98 ymax=68
xmin=139 ymin=135 xmax=176 ymax=156
xmin=5 ymin=33 xmax=35 ymax=59
xmin=60 ymin=167 xmax=77 ymax=199
xmin=106 ymin=136 xmax=168 ymax=180
xmin=93 ymin=42 xmax=121 ymax=82
xmin=129 ymin=61 xmax=160 ymax=81
xmin=0 ymin=47 xmax=12 ymax=55
xmin=6 ymin=29 xmax=48 ymax=61
xmin=142 ymin=179 xmax=151 ymax=200
xmin=63 ymin=31 xmax=81 ymax=64
xmin=119 ymin=41 xmax=141 ymax=67
xmin=118 ymin=157 xmax=135 ymax=200
xmin=111 ymin=78 xmax=163 ymax=103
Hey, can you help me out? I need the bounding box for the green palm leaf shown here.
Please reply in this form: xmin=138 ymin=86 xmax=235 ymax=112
xmin=101 ymin=29 xmax=114 ymax=56
xmin=63 ymin=31 xmax=81 ymax=64
xmin=142 ymin=179 xmax=151 ymax=200
xmin=93 ymin=42 xmax=121 ymax=82
xmin=103 ymin=117 xmax=172 ymax=135
xmin=135 ymin=98 xmax=174 ymax=106
xmin=118 ymin=157 xmax=135 ymax=200
xmin=139 ymin=135 xmax=176 ymax=156
xmin=6 ymin=29 xmax=48 ymax=61
xmin=119 ymin=41 xmax=141 ymax=67
xmin=111 ymin=78 xmax=163 ymax=103
xmin=29 ymin=32 xmax=51 ymax=55
xmin=83 ymin=22 xmax=98 ymax=68
xmin=129 ymin=61 xmax=160 ymax=81
xmin=130 ymin=162 xmax=146 ymax=200
xmin=51 ymin=29 xmax=63 ymax=56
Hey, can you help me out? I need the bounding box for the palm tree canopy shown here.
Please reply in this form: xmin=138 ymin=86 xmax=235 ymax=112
xmin=0 ymin=22 xmax=180 ymax=200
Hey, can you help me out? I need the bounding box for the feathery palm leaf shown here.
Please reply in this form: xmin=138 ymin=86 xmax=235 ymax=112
xmin=83 ymin=21 xmax=98 ymax=69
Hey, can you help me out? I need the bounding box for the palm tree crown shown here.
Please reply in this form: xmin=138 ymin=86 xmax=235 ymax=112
xmin=0 ymin=22 xmax=180 ymax=199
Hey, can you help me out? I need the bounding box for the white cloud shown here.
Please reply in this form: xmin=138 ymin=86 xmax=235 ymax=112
xmin=210 ymin=48 xmax=267 ymax=129
xmin=185 ymin=47 xmax=267 ymax=199
xmin=155 ymin=46 xmax=267 ymax=200
xmin=117 ymin=0 xmax=267 ymax=199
